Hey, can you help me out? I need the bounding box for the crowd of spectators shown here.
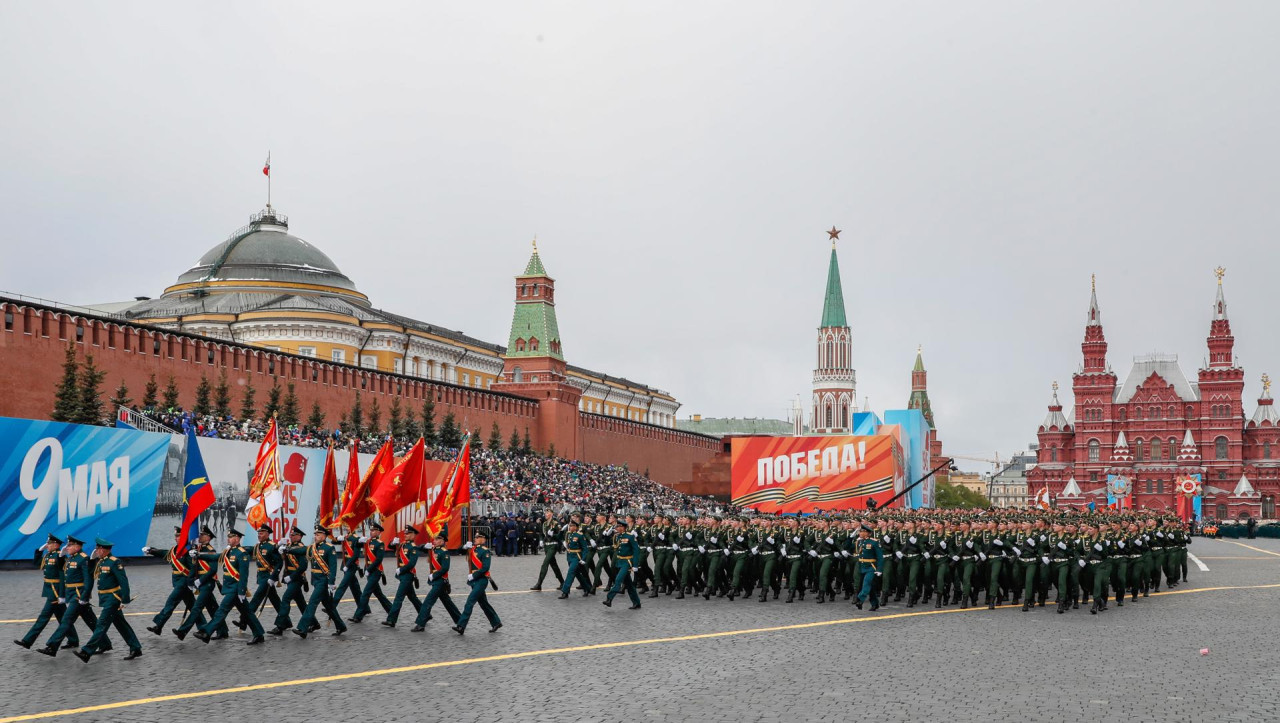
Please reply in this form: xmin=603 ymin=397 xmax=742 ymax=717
xmin=132 ymin=406 xmax=728 ymax=516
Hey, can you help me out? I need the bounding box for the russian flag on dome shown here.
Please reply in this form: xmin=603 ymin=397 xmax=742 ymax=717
xmin=176 ymin=428 xmax=216 ymax=556
xmin=263 ymin=152 xmax=271 ymax=176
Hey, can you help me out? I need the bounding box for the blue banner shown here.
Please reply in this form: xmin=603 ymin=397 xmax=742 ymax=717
xmin=0 ymin=417 xmax=169 ymax=560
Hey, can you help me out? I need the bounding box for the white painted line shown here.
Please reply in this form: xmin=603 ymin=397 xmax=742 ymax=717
xmin=1188 ymin=552 xmax=1209 ymax=572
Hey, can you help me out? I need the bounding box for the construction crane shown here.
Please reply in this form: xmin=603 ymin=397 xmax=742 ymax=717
xmin=948 ymin=453 xmax=1004 ymax=472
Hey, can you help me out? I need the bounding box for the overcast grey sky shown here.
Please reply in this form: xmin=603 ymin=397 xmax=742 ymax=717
xmin=1 ymin=3 xmax=1276 ymax=471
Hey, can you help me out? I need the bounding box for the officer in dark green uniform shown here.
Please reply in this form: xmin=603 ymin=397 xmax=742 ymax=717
xmin=143 ymin=526 xmax=202 ymax=636
xmin=174 ymin=525 xmax=227 ymax=640
xmin=530 ymin=510 xmax=565 ymax=591
xmin=331 ymin=525 xmax=365 ymax=607
xmin=452 ymin=531 xmax=502 ymax=634
xmin=558 ymin=520 xmax=593 ymax=598
xmin=383 ymin=525 xmax=423 ymax=627
xmin=269 ymin=525 xmax=310 ymax=635
xmin=411 ymin=531 xmax=462 ymax=631
xmin=244 ymin=524 xmax=282 ymax=625
xmin=193 ymin=528 xmax=265 ymax=645
xmin=603 ymin=520 xmax=642 ymax=610
xmin=16 ymin=534 xmax=76 ymax=650
xmin=73 ymin=538 xmax=142 ymax=662
xmin=38 ymin=535 xmax=109 ymax=656
xmin=349 ymin=520 xmax=390 ymax=622
xmin=852 ymin=525 xmax=883 ymax=611
xmin=294 ymin=526 xmax=348 ymax=637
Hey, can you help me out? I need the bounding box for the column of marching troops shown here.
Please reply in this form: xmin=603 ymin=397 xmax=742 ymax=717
xmin=529 ymin=509 xmax=1194 ymax=614
xmin=14 ymin=521 xmax=504 ymax=663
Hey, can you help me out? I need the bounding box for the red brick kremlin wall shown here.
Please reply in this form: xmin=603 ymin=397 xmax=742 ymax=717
xmin=0 ymin=299 xmax=718 ymax=487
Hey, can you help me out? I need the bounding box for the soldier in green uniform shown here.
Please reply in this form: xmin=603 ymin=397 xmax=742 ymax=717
xmin=1047 ymin=521 xmax=1072 ymax=613
xmin=411 ymin=531 xmax=462 ymax=631
xmin=350 ymin=521 xmax=393 ymax=623
xmin=895 ymin=520 xmax=925 ymax=607
xmin=983 ymin=521 xmax=1008 ymax=609
xmin=244 ymin=524 xmax=282 ymax=626
xmin=701 ymin=517 xmax=725 ymax=599
xmin=331 ymin=525 xmax=365 ymax=606
xmin=269 ymin=525 xmax=311 ymax=634
xmin=953 ymin=520 xmax=980 ymax=608
xmin=725 ymin=518 xmax=753 ymax=600
xmin=1013 ymin=521 xmax=1042 ymax=612
xmin=1082 ymin=524 xmax=1109 ymax=615
xmin=452 ymin=531 xmax=502 ymax=634
xmin=602 ymin=520 xmax=642 ymax=609
xmin=852 ymin=525 xmax=883 ymax=611
xmin=37 ymin=536 xmax=106 ymax=656
xmin=592 ymin=513 xmax=616 ymax=591
xmin=73 ymin=538 xmax=142 ymax=662
xmin=530 ymin=510 xmax=565 ymax=591
xmin=142 ymin=527 xmax=202 ymax=636
xmin=294 ymin=526 xmax=348 ymax=637
xmin=193 ymin=528 xmax=265 ymax=645
xmin=382 ymin=525 xmax=424 ymax=627
xmin=754 ymin=520 xmax=781 ymax=601
xmin=16 ymin=534 xmax=77 ymax=651
xmin=559 ymin=519 xmax=593 ymax=598
xmin=174 ymin=525 xmax=228 ymax=640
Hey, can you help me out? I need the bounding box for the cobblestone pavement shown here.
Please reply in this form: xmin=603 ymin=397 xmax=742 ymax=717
xmin=1 ymin=537 xmax=1277 ymax=722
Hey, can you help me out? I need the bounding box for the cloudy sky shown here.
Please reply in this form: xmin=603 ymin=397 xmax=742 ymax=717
xmin=2 ymin=3 xmax=1276 ymax=471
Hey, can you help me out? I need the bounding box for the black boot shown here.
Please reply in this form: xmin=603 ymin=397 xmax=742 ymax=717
xmin=987 ymin=598 xmax=996 ymax=610
xmin=1021 ymin=600 xmax=1030 ymax=612
xmin=758 ymin=589 xmax=767 ymax=602
xmin=675 ymin=590 xmax=685 ymax=600
xmin=815 ymin=592 xmax=824 ymax=604
xmin=935 ymin=593 xmax=942 ymax=609
xmin=1089 ymin=599 xmax=1099 ymax=615
xmin=786 ymin=590 xmax=795 ymax=603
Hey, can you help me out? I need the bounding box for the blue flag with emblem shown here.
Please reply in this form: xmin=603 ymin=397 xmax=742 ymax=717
xmin=176 ymin=428 xmax=215 ymax=556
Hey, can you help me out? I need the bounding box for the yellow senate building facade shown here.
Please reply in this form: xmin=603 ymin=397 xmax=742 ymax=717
xmin=109 ymin=205 xmax=681 ymax=427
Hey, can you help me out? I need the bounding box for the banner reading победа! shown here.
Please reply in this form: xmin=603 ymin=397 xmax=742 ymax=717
xmin=730 ymin=435 xmax=905 ymax=513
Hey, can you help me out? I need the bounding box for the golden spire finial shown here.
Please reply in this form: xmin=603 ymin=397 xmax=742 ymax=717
xmin=1264 ymin=373 xmax=1272 ymax=395
xmin=1214 ymin=266 xmax=1226 ymax=285
xmin=532 ymin=235 xmax=538 ymax=253
xmin=1091 ymin=273 xmax=1096 ymax=292
xmin=1052 ymin=381 xmax=1059 ymax=393
xmin=917 ymin=344 xmax=922 ymax=355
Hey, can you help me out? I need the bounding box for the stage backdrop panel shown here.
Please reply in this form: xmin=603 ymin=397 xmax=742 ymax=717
xmin=0 ymin=417 xmax=169 ymax=560
xmin=730 ymin=435 xmax=905 ymax=513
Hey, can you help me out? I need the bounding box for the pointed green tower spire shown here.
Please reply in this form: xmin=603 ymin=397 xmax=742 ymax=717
xmin=505 ymin=238 xmax=564 ymax=361
xmin=907 ymin=345 xmax=935 ymax=429
xmin=820 ymin=232 xmax=847 ymax=329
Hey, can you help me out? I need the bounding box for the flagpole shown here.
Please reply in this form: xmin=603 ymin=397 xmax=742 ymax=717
xmin=266 ymin=151 xmax=272 ymax=209
xmin=274 ymin=414 xmax=284 ymax=538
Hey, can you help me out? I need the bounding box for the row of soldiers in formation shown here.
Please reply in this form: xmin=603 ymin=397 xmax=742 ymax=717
xmin=528 ymin=509 xmax=1194 ymax=614
xmin=15 ymin=521 xmax=504 ymax=662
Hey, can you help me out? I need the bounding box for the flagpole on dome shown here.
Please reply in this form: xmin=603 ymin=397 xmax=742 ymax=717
xmin=263 ymin=152 xmax=272 ymax=210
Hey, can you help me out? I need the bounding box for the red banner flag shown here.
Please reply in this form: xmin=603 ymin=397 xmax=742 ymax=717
xmin=340 ymin=438 xmax=393 ymax=529
xmin=317 ymin=444 xmax=339 ymax=528
xmin=245 ymin=417 xmax=282 ymax=530
xmin=371 ymin=438 xmax=427 ymax=518
xmin=339 ymin=442 xmax=360 ymax=516
xmin=424 ymin=435 xmax=470 ymax=536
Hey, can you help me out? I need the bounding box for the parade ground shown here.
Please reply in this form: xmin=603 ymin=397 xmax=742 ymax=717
xmin=0 ymin=537 xmax=1275 ymax=723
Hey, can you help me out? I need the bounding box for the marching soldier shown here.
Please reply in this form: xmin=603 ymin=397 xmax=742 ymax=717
xmin=351 ymin=521 xmax=392 ymax=623
xmin=173 ymin=526 xmax=227 ymax=641
xmin=16 ymin=534 xmax=76 ymax=651
xmin=382 ymin=525 xmax=423 ymax=627
xmin=73 ymin=538 xmax=142 ymax=662
xmin=852 ymin=525 xmax=883 ymax=610
xmin=269 ymin=525 xmax=311 ymax=635
xmin=559 ymin=519 xmax=593 ymax=598
xmin=244 ymin=524 xmax=282 ymax=625
xmin=452 ymin=531 xmax=502 ymax=634
xmin=602 ymin=520 xmax=642 ymax=610
xmin=410 ymin=531 xmax=462 ymax=631
xmin=331 ymin=525 xmax=365 ymax=606
xmin=36 ymin=536 xmax=106 ymax=656
xmin=193 ymin=528 xmax=265 ymax=645
xmin=530 ymin=510 xmax=565 ymax=591
xmin=143 ymin=527 xmax=202 ymax=636
xmin=293 ymin=526 xmax=347 ymax=638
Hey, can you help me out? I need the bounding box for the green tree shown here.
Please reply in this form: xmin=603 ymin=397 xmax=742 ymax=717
xmin=280 ymin=383 xmax=300 ymax=427
xmin=162 ymin=375 xmax=181 ymax=410
xmin=338 ymin=410 xmax=350 ymax=436
xmin=263 ymin=377 xmax=282 ymax=421
xmin=368 ymin=398 xmax=383 ymax=436
xmin=509 ymin=427 xmax=521 ymax=454
xmin=214 ymin=371 xmax=232 ymax=418
xmin=403 ymin=406 xmax=420 ymax=440
xmin=350 ymin=391 xmax=364 ymax=437
xmin=488 ymin=421 xmax=503 ymax=453
xmin=522 ymin=427 xmax=533 ymax=455
xmin=388 ymin=397 xmax=404 ymax=438
xmin=51 ymin=346 xmax=80 ymax=423
xmin=107 ymin=379 xmax=132 ymax=411
xmin=142 ymin=373 xmax=159 ymax=410
xmin=472 ymin=428 xmax=484 ymax=451
xmin=420 ymin=396 xmax=436 ymax=445
xmin=306 ymin=401 xmax=326 ymax=432
xmin=439 ymin=411 xmax=461 ymax=448
xmin=193 ymin=375 xmax=212 ymax=416
xmin=547 ymin=442 xmax=557 ymax=459
xmin=934 ymin=482 xmax=990 ymax=509
xmin=240 ymin=382 xmax=257 ymax=422
xmin=76 ymin=354 xmax=107 ymax=425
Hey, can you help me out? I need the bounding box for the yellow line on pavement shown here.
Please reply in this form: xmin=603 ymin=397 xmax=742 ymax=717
xmin=1197 ymin=556 xmax=1274 ymax=560
xmin=1223 ymin=541 xmax=1280 ymax=558
xmin=0 ymin=590 xmax=533 ymax=625
xmin=4 ymin=582 xmax=1280 ymax=723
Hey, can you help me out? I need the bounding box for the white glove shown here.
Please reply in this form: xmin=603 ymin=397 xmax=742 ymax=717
xmin=1078 ymin=560 xmax=1087 ymax=568
xmin=670 ymin=544 xmax=679 ymax=551
xmin=467 ymin=574 xmax=474 ymax=582
xmin=808 ymin=550 xmax=818 ymax=558
xmin=1039 ymin=535 xmax=1047 ymax=542
xmin=188 ymin=549 xmax=199 ymax=557
xmin=359 ymin=536 xmax=369 ymax=544
xmin=1117 ymin=541 xmax=1125 ymax=549
xmin=589 ymin=540 xmax=597 ymax=548
xmin=142 ymin=546 xmax=152 ymax=555
xmin=1012 ymin=547 xmax=1021 ymax=556
xmin=1093 ymin=543 xmax=1103 ymax=552
xmin=895 ymin=551 xmax=904 ymax=559
xmin=723 ymin=549 xmax=730 ymax=557
xmin=979 ymin=553 xmax=987 ymax=562
xmin=1156 ymin=532 xmax=1165 ymax=538
xmin=657 ymin=533 xmax=665 ymax=541
xmin=908 ymin=536 xmax=917 ymax=544
xmin=939 ymin=541 xmax=947 ymax=549
xmin=965 ymin=541 xmax=974 ymax=549
xmin=193 ymin=579 xmax=202 ymax=588
xmin=333 ymin=534 xmax=345 ymax=542
xmin=923 ymin=552 xmax=931 ymax=559
xmin=1057 ymin=542 xmax=1067 ymax=550
xmin=425 ymin=542 xmax=434 ymax=550
xmin=842 ymin=550 xmax=852 ymax=558
xmin=463 ymin=542 xmax=474 ymax=550
xmin=284 ymin=575 xmax=292 ymax=583
xmin=751 ymin=546 xmax=759 ymax=555
xmin=55 ymin=597 xmax=64 ymax=604
xmin=277 ymin=542 xmax=287 ymax=552
xmin=874 ymin=572 xmax=882 ymax=577
xmin=239 ymin=594 xmax=248 ymax=603
xmin=736 ymin=535 xmax=745 ymax=543
xmin=766 ymin=536 xmax=775 ymax=544
xmin=780 ymin=545 xmax=788 ymax=556
xmin=685 ymin=532 xmax=692 ymax=540
xmin=951 ymin=555 xmax=960 ymax=562
xmin=1134 ymin=539 xmax=1143 ymax=546
xmin=710 ymin=537 xmax=718 ymax=544
xmin=825 ymin=537 xmax=834 ymax=545
xmin=328 ymin=586 xmax=335 ymax=596
xmin=882 ymin=535 xmax=891 ymax=543
xmin=538 ymin=541 xmax=544 ymax=549
xmin=1041 ymin=556 xmax=1049 ymax=565
xmin=698 ymin=546 xmax=705 ymax=553
xmin=993 ymin=539 xmax=1004 ymax=547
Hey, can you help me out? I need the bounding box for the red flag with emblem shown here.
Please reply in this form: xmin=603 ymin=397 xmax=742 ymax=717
xmin=317 ymin=443 xmax=339 ymax=528
xmin=370 ymin=438 xmax=427 ymax=517
xmin=424 ymin=435 xmax=470 ymax=536
xmin=340 ymin=437 xmax=393 ymax=529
